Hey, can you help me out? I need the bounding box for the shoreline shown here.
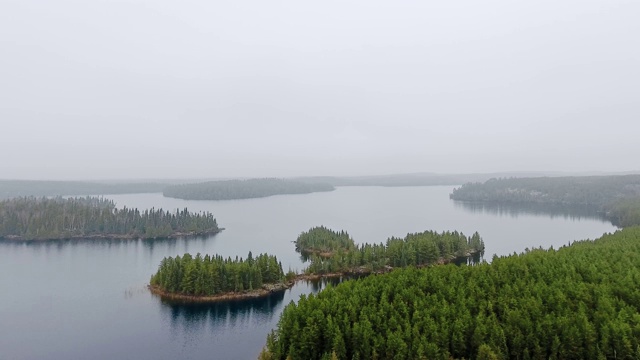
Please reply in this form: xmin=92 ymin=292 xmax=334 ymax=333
xmin=0 ymin=228 xmax=224 ymax=242
xmin=148 ymin=281 xmax=295 ymax=303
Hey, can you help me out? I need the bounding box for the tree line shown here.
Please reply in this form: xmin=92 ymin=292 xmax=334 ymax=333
xmin=0 ymin=180 xmax=166 ymax=199
xmin=302 ymin=229 xmax=484 ymax=275
xmin=163 ymin=178 xmax=335 ymax=201
xmin=261 ymin=227 xmax=640 ymax=360
xmin=450 ymin=175 xmax=640 ymax=227
xmin=0 ymin=196 xmax=219 ymax=240
xmin=150 ymin=252 xmax=286 ymax=295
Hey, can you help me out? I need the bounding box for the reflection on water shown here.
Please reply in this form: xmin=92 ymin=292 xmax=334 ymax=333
xmin=453 ymin=200 xmax=606 ymax=221
xmin=0 ymin=234 xmax=218 ymax=259
xmin=160 ymin=289 xmax=286 ymax=330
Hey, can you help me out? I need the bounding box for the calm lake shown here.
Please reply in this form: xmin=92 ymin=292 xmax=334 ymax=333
xmin=0 ymin=186 xmax=617 ymax=360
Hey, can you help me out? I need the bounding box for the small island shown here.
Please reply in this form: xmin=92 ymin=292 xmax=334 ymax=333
xmin=0 ymin=196 xmax=221 ymax=241
xmin=162 ymin=178 xmax=335 ymax=201
xmin=149 ymin=252 xmax=294 ymax=302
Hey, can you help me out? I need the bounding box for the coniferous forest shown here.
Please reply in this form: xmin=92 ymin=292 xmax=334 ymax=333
xmin=150 ymin=252 xmax=286 ymax=296
xmin=0 ymin=197 xmax=219 ymax=240
xmin=163 ymin=178 xmax=335 ymax=200
xmin=261 ymin=227 xmax=640 ymax=360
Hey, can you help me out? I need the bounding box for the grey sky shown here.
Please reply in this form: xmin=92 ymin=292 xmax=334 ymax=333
xmin=1 ymin=0 xmax=638 ymax=180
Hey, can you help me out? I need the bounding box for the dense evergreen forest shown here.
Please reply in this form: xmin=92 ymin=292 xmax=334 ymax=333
xmin=150 ymin=252 xmax=287 ymax=295
xmin=0 ymin=197 xmax=219 ymax=240
xmin=450 ymin=175 xmax=640 ymax=227
xmin=262 ymin=227 xmax=640 ymax=360
xmin=295 ymin=227 xmax=356 ymax=257
xmin=163 ymin=178 xmax=335 ymax=200
xmin=303 ymin=230 xmax=484 ymax=275
xmin=0 ymin=180 xmax=166 ymax=199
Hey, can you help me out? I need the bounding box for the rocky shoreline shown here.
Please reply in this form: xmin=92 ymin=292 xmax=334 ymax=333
xmin=148 ymin=281 xmax=295 ymax=303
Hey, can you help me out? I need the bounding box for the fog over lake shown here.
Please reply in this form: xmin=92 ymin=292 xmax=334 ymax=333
xmin=1 ymin=0 xmax=639 ymax=180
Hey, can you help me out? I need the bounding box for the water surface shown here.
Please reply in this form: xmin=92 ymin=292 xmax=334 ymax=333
xmin=0 ymin=186 xmax=616 ymax=359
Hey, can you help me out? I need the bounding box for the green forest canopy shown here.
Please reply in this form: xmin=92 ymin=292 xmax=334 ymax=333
xmin=163 ymin=178 xmax=335 ymax=201
xmin=150 ymin=252 xmax=286 ymax=295
xmin=0 ymin=196 xmax=219 ymax=240
xmin=262 ymin=227 xmax=640 ymax=360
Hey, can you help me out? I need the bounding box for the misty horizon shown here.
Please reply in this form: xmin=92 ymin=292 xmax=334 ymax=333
xmin=2 ymin=0 xmax=638 ymax=180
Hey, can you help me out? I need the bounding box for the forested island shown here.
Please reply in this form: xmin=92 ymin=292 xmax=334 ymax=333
xmin=163 ymin=178 xmax=335 ymax=201
xmin=450 ymin=175 xmax=640 ymax=227
xmin=149 ymin=252 xmax=293 ymax=302
xmin=0 ymin=197 xmax=220 ymax=241
xmin=298 ymin=227 xmax=484 ymax=275
xmin=261 ymin=227 xmax=640 ymax=360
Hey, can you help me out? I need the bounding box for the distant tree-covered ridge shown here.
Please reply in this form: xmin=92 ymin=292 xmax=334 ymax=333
xmin=0 ymin=180 xmax=166 ymax=199
xmin=149 ymin=252 xmax=288 ymax=299
xmin=163 ymin=178 xmax=335 ymax=201
xmin=0 ymin=197 xmax=219 ymax=241
xmin=294 ymin=227 xmax=356 ymax=257
xmin=303 ymin=229 xmax=484 ymax=275
xmin=450 ymin=175 xmax=640 ymax=227
xmin=261 ymin=227 xmax=640 ymax=360
xmin=607 ymin=199 xmax=640 ymax=228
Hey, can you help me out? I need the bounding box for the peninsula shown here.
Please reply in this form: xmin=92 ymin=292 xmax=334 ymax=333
xmin=450 ymin=174 xmax=640 ymax=227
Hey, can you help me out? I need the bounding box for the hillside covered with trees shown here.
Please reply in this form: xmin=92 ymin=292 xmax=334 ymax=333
xmin=303 ymin=230 xmax=484 ymax=275
xmin=150 ymin=252 xmax=288 ymax=298
xmin=0 ymin=197 xmax=219 ymax=240
xmin=163 ymin=178 xmax=335 ymax=201
xmin=450 ymin=175 xmax=640 ymax=227
xmin=0 ymin=180 xmax=166 ymax=199
xmin=261 ymin=227 xmax=640 ymax=360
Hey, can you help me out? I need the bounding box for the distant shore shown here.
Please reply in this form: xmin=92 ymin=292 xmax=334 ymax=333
xmin=0 ymin=228 xmax=223 ymax=242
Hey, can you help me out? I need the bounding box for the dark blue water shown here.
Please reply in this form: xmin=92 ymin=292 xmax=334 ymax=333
xmin=0 ymin=186 xmax=617 ymax=359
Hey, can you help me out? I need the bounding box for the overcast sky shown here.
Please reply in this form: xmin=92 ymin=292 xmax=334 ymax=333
xmin=1 ymin=0 xmax=638 ymax=180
